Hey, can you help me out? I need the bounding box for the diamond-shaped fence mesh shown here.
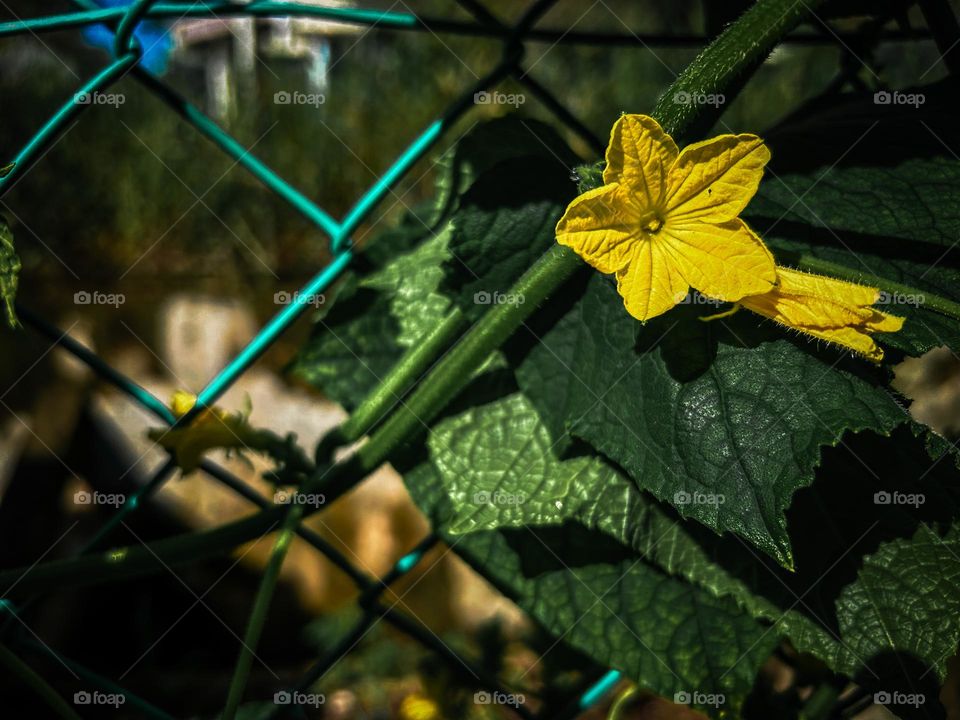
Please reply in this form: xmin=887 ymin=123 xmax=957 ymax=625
xmin=0 ymin=3 xmax=634 ymax=716
xmin=0 ymin=1 xmax=886 ymax=717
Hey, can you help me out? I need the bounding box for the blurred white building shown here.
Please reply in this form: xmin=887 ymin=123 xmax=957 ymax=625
xmin=172 ymin=0 xmax=361 ymax=119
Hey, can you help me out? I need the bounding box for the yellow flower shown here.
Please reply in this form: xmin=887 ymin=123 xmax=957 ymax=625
xmin=556 ymin=113 xmax=776 ymax=322
xmin=149 ymin=391 xmax=261 ymax=473
xmin=738 ymin=267 xmax=904 ymax=362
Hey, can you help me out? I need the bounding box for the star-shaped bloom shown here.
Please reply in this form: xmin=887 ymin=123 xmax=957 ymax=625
xmin=556 ymin=114 xmax=777 ymax=321
xmin=738 ymin=267 xmax=905 ymax=362
xmin=150 ymin=391 xmax=263 ymax=473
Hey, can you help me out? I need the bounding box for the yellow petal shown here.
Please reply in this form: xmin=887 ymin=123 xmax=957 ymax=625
xmin=171 ymin=390 xmax=199 ymax=418
xmin=603 ymin=114 xmax=679 ymax=207
xmin=665 ymin=134 xmax=770 ymax=223
xmin=152 ymin=391 xmax=257 ymax=472
xmin=556 ymin=183 xmax=641 ymax=274
xmin=615 ymin=240 xmax=688 ymax=322
xmin=740 ymin=291 xmax=870 ymax=330
xmin=658 ymin=218 xmax=776 ymax=301
xmin=746 ymin=268 xmax=889 ymax=329
xmin=774 ymin=267 xmax=879 ymax=308
xmin=798 ymin=325 xmax=885 ymax=363
xmin=864 ymin=310 xmax=905 ymax=333
xmin=738 ymin=266 xmax=906 ymax=363
xmin=738 ymin=295 xmax=887 ymax=362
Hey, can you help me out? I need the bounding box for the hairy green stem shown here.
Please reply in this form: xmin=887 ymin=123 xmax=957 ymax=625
xmin=652 ymin=0 xmax=829 ymax=141
xmin=358 ymin=244 xmax=581 ymax=467
xmin=0 ymin=0 xmax=824 ymax=597
xmin=0 ymin=644 xmax=82 ymax=720
xmin=796 ymin=253 xmax=960 ymax=320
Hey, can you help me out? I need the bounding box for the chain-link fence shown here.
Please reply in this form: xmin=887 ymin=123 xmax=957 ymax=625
xmin=0 ymin=1 xmax=893 ymax=717
xmin=0 ymin=3 xmax=639 ymax=716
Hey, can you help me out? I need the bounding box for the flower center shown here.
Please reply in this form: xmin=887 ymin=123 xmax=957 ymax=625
xmin=640 ymin=211 xmax=664 ymax=235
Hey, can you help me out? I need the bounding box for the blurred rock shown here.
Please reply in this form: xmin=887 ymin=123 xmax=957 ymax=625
xmin=893 ymin=347 xmax=960 ymax=438
xmin=159 ymin=295 xmax=259 ymax=390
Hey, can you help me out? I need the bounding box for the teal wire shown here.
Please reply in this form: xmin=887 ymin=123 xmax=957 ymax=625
xmin=132 ymin=67 xmax=342 ymax=240
xmin=335 ymin=119 xmax=445 ymax=249
xmin=189 ymin=250 xmax=353 ymax=418
xmin=176 ymin=93 xmax=342 ymax=239
xmin=186 ymin=114 xmax=453 ymax=416
xmin=0 ymin=8 xmax=119 ymax=36
xmin=15 ymin=305 xmax=175 ymax=423
xmin=579 ymin=669 xmax=621 ymax=709
xmin=113 ymin=0 xmax=162 ymax=56
xmin=395 ymin=550 xmax=423 ymax=574
xmin=0 ymin=53 xmax=137 ymax=196
xmin=0 ymin=2 xmax=418 ymax=38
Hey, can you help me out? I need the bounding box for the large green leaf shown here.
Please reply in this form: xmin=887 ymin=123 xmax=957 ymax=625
xmin=1 ymin=218 xmax=20 ymax=328
xmin=428 ymin=392 xmax=643 ymax=537
xmin=422 ymin=392 xmax=960 ymax=689
xmin=401 ymin=459 xmax=777 ymax=715
xmin=515 ymin=274 xmax=907 ymax=567
xmin=427 ymin=392 xmax=841 ymax=655
xmin=359 ymin=201 xmax=439 ymax=270
xmin=433 ymin=116 xmax=579 ymax=223
xmin=835 ymin=523 xmax=960 ymax=685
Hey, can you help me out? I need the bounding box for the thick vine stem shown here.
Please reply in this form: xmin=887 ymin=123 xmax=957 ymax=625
xmin=651 ymin=0 xmax=829 ymax=142
xmin=0 ymin=0 xmax=827 ymax=599
xmin=357 ymin=244 xmax=581 ymax=468
xmin=340 ymin=308 xmax=467 ymax=443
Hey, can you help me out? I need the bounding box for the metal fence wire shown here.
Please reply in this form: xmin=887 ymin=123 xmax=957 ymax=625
xmin=0 ymin=1 xmax=897 ymax=718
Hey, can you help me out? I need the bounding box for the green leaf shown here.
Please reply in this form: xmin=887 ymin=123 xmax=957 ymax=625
xmin=362 ymin=224 xmax=452 ymax=348
xmin=441 ymin=155 xmax=577 ymax=321
xmin=359 ymin=201 xmax=439 ymax=270
xmin=402 ymin=459 xmax=777 ymax=715
xmin=1 ymin=218 xmax=20 ymax=328
xmin=835 ymin=523 xmax=960 ymax=683
xmin=516 ymin=274 xmax=907 ymax=567
xmin=290 ymin=274 xmax=404 ymax=410
xmin=433 ymin=117 xmax=579 ymax=223
xmin=428 ymin=393 xmax=639 ymax=536
xmin=422 ymin=392 xmax=960 ymax=687
xmin=748 ymin=155 xmax=960 ymax=248
xmin=427 ymin=392 xmax=843 ymax=660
